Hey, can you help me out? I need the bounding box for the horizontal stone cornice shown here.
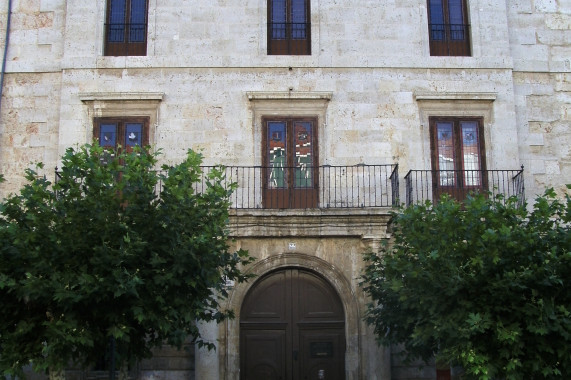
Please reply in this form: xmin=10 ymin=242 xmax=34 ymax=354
xmin=414 ymin=92 xmax=497 ymax=101
xmin=247 ymin=91 xmax=333 ymax=101
xmin=79 ymin=92 xmax=165 ymax=102
xmin=228 ymin=208 xmax=392 ymax=239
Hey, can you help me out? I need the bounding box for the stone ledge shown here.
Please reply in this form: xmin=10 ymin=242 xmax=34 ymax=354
xmin=247 ymin=91 xmax=333 ymax=101
xmin=414 ymin=92 xmax=497 ymax=101
xmin=79 ymin=92 xmax=165 ymax=102
xmin=228 ymin=208 xmax=392 ymax=239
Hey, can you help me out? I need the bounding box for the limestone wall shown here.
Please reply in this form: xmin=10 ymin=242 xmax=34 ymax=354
xmin=0 ymin=72 xmax=60 ymax=192
xmin=507 ymin=0 xmax=571 ymax=197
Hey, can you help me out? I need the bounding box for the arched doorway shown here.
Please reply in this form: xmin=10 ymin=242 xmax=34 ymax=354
xmin=240 ymin=268 xmax=346 ymax=380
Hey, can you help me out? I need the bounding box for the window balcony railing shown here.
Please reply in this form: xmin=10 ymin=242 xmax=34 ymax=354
xmin=197 ymin=164 xmax=399 ymax=209
xmin=404 ymin=167 xmax=525 ymax=206
xmin=267 ymin=22 xmax=311 ymax=55
xmin=428 ymin=23 xmax=471 ymax=56
xmin=55 ymin=164 xmax=398 ymax=209
xmin=104 ymin=23 xmax=147 ymax=56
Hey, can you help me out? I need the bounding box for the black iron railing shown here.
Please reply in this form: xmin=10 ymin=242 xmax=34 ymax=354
xmin=268 ymin=22 xmax=309 ymax=40
xmin=429 ymin=23 xmax=470 ymax=41
xmin=428 ymin=23 xmax=471 ymax=56
xmin=55 ymin=164 xmax=398 ymax=209
xmin=104 ymin=23 xmax=147 ymax=56
xmin=105 ymin=23 xmax=147 ymax=43
xmin=198 ymin=164 xmax=399 ymax=209
xmin=404 ymin=167 xmax=525 ymax=206
xmin=267 ymin=22 xmax=311 ymax=55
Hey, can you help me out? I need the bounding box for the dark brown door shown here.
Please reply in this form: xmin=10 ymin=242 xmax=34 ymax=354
xmin=240 ymin=269 xmax=345 ymax=380
xmin=263 ymin=118 xmax=319 ymax=209
xmin=430 ymin=117 xmax=487 ymax=202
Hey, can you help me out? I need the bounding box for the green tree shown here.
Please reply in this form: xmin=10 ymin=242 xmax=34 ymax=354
xmin=0 ymin=145 xmax=253 ymax=378
xmin=361 ymin=190 xmax=571 ymax=379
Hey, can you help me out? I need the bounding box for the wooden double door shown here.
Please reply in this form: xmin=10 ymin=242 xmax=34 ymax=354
xmin=240 ymin=269 xmax=345 ymax=380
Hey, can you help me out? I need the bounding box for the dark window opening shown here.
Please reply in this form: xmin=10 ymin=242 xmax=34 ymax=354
xmin=427 ymin=0 xmax=471 ymax=56
xmin=104 ymin=0 xmax=148 ymax=56
xmin=268 ymin=0 xmax=311 ymax=55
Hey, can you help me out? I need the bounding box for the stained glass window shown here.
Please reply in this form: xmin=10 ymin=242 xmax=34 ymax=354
xmin=94 ymin=117 xmax=149 ymax=152
xmin=100 ymin=124 xmax=117 ymax=147
xmin=267 ymin=122 xmax=287 ymax=188
xmin=431 ymin=117 xmax=485 ymax=189
xmin=436 ymin=122 xmax=455 ymax=186
xmin=294 ymin=122 xmax=313 ymax=188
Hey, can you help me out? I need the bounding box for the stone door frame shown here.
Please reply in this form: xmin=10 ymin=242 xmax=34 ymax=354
xmin=222 ymin=253 xmax=362 ymax=380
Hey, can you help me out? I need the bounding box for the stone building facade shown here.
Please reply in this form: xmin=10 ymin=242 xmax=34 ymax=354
xmin=0 ymin=0 xmax=569 ymax=379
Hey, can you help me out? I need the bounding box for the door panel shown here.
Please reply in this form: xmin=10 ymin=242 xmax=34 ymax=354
xmin=241 ymin=270 xmax=290 ymax=323
xmin=241 ymin=269 xmax=345 ymax=380
xmin=300 ymin=331 xmax=345 ymax=380
xmin=242 ymin=330 xmax=287 ymax=380
xmin=296 ymin=271 xmax=345 ymax=322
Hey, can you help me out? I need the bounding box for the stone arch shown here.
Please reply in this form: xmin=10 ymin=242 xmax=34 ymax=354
xmin=223 ymin=252 xmax=362 ymax=380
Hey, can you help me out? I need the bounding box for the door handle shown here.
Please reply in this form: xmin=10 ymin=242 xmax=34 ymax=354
xmin=293 ymin=350 xmax=298 ymax=361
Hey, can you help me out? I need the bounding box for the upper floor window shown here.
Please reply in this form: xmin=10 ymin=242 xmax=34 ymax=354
xmin=104 ymin=0 xmax=148 ymax=56
xmin=427 ymin=0 xmax=471 ymax=56
xmin=94 ymin=117 xmax=149 ymax=163
xmin=267 ymin=0 xmax=311 ymax=55
xmin=262 ymin=116 xmax=318 ymax=208
xmin=430 ymin=117 xmax=486 ymax=201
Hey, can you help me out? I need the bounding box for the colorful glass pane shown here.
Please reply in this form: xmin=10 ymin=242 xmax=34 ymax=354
xmin=125 ymin=123 xmax=142 ymax=147
xmin=294 ymin=122 xmax=312 ymax=188
xmin=436 ymin=122 xmax=455 ymax=186
xmin=268 ymin=122 xmax=286 ymax=188
xmin=461 ymin=121 xmax=481 ymax=186
xmin=100 ymin=124 xmax=117 ymax=147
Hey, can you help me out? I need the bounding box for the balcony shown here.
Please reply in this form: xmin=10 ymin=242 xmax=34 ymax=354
xmin=404 ymin=168 xmax=525 ymax=206
xmin=55 ymin=163 xmax=398 ymax=210
xmin=197 ymin=164 xmax=399 ymax=209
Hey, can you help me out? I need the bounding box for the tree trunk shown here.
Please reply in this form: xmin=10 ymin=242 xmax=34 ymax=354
xmin=118 ymin=364 xmax=129 ymax=380
xmin=49 ymin=367 xmax=65 ymax=380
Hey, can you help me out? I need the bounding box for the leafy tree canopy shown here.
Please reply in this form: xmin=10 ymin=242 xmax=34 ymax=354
xmin=362 ymin=189 xmax=571 ymax=380
xmin=0 ymin=145 xmax=253 ymax=377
